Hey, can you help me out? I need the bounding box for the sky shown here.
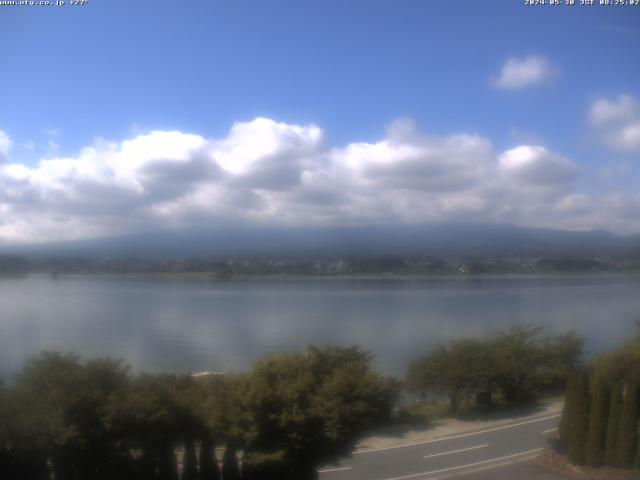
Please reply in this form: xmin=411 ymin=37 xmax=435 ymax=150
xmin=0 ymin=0 xmax=639 ymax=244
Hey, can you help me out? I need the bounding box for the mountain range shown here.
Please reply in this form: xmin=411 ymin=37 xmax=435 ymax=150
xmin=2 ymin=223 xmax=639 ymax=259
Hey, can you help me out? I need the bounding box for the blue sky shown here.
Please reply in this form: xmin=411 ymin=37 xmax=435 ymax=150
xmin=0 ymin=0 xmax=639 ymax=242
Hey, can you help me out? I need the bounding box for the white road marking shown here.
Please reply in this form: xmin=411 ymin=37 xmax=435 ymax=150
xmin=318 ymin=466 xmax=352 ymax=473
xmin=423 ymin=444 xmax=488 ymax=459
xmin=354 ymin=414 xmax=560 ymax=454
xmin=380 ymin=448 xmax=543 ymax=480
xmin=427 ymin=453 xmax=540 ymax=480
xmin=542 ymin=427 xmax=558 ymax=434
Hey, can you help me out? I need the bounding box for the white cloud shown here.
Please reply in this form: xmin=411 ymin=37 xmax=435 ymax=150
xmin=0 ymin=117 xmax=638 ymax=244
xmin=492 ymin=56 xmax=558 ymax=90
xmin=589 ymin=95 xmax=640 ymax=152
xmin=0 ymin=131 xmax=12 ymax=161
xmin=212 ymin=117 xmax=323 ymax=191
xmin=498 ymin=145 xmax=579 ymax=187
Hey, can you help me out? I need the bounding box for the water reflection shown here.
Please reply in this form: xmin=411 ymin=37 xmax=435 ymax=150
xmin=1 ymin=274 xmax=639 ymax=377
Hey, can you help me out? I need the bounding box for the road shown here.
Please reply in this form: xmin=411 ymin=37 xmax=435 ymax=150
xmin=318 ymin=414 xmax=565 ymax=480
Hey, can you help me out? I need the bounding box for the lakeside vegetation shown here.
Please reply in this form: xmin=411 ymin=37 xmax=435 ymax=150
xmin=2 ymin=253 xmax=640 ymax=276
xmin=0 ymin=326 xmax=584 ymax=480
xmin=407 ymin=325 xmax=584 ymax=415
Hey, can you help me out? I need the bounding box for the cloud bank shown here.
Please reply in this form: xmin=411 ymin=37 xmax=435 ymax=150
xmin=492 ymin=56 xmax=558 ymax=90
xmin=0 ymin=114 xmax=638 ymax=244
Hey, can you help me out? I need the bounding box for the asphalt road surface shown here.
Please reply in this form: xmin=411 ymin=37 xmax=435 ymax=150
xmin=318 ymin=414 xmax=566 ymax=480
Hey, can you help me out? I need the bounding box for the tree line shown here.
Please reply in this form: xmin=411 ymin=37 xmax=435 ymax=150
xmin=0 ymin=346 xmax=398 ymax=480
xmin=1 ymin=326 xmax=584 ymax=480
xmin=558 ymin=335 xmax=640 ymax=470
xmin=406 ymin=325 xmax=585 ymax=413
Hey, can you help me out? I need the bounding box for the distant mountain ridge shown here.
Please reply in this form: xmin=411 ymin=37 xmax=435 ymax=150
xmin=2 ymin=223 xmax=639 ymax=259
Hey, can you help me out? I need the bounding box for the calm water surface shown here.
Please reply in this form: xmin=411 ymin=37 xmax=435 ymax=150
xmin=1 ymin=274 xmax=639 ymax=377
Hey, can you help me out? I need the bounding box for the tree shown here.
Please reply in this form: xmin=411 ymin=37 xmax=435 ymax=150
xmin=181 ymin=437 xmax=198 ymax=480
xmin=592 ymin=338 xmax=640 ymax=468
xmin=593 ymin=339 xmax=640 ymax=388
xmin=586 ymin=374 xmax=609 ymax=466
xmin=158 ymin=441 xmax=179 ymax=480
xmin=605 ymin=382 xmax=624 ymax=466
xmin=199 ymin=374 xmax=248 ymax=452
xmin=241 ymin=450 xmax=289 ymax=480
xmin=198 ymin=433 xmax=220 ymax=480
xmin=616 ymin=380 xmax=640 ymax=468
xmin=492 ymin=324 xmax=544 ymax=403
xmin=558 ymin=374 xmax=576 ymax=452
xmin=538 ymin=331 xmax=585 ymax=392
xmin=407 ymin=325 xmax=583 ymax=415
xmin=222 ymin=443 xmax=240 ymax=480
xmin=8 ymin=352 xmax=132 ymax=480
xmin=242 ymin=346 xmax=397 ymax=479
xmin=567 ymin=369 xmax=590 ymax=465
xmin=407 ymin=340 xmax=489 ymax=414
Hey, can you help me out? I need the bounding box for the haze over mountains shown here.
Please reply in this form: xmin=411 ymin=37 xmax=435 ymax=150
xmin=3 ymin=223 xmax=639 ymax=259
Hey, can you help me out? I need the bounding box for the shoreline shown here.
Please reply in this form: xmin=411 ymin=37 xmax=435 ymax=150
xmin=6 ymin=271 xmax=640 ymax=281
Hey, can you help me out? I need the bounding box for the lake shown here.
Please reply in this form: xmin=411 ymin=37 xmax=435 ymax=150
xmin=1 ymin=273 xmax=639 ymax=377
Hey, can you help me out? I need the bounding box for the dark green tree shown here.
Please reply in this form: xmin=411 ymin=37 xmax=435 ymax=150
xmin=567 ymin=369 xmax=590 ymax=465
xmin=222 ymin=443 xmax=240 ymax=480
xmin=8 ymin=353 xmax=132 ymax=480
xmin=181 ymin=437 xmax=198 ymax=480
xmin=407 ymin=341 xmax=488 ymax=414
xmin=586 ymin=374 xmax=610 ymax=466
xmin=616 ymin=381 xmax=640 ymax=468
xmin=493 ymin=324 xmax=544 ymax=403
xmin=558 ymin=374 xmax=576 ymax=452
xmin=199 ymin=434 xmax=220 ymax=480
xmin=158 ymin=441 xmax=179 ymax=480
xmin=604 ymin=382 xmax=624 ymax=466
xmin=243 ymin=346 xmax=397 ymax=479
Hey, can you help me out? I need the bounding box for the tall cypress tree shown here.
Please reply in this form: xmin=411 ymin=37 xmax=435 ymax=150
xmin=158 ymin=443 xmax=179 ymax=480
xmin=182 ymin=437 xmax=198 ymax=480
xmin=568 ymin=369 xmax=590 ymax=465
xmin=199 ymin=434 xmax=220 ymax=480
xmin=222 ymin=443 xmax=240 ymax=480
xmin=586 ymin=374 xmax=610 ymax=467
xmin=605 ymin=382 xmax=624 ymax=466
xmin=559 ymin=374 xmax=576 ymax=451
xmin=616 ymin=381 xmax=640 ymax=468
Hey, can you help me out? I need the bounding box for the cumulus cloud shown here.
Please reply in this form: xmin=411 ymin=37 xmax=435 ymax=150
xmin=589 ymin=95 xmax=640 ymax=152
xmin=492 ymin=56 xmax=558 ymax=90
xmin=0 ymin=117 xmax=638 ymax=244
xmin=498 ymin=146 xmax=580 ymax=187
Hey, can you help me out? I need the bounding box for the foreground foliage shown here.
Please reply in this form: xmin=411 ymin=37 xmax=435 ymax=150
xmin=0 ymin=347 xmax=398 ymax=480
xmin=559 ymin=336 xmax=640 ymax=470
